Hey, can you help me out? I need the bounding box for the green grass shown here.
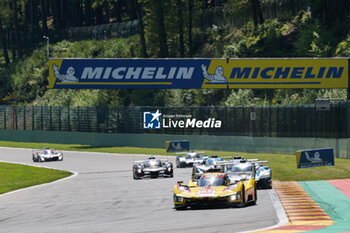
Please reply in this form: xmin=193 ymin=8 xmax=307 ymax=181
xmin=0 ymin=162 xmax=72 ymax=194
xmin=0 ymin=140 xmax=349 ymax=182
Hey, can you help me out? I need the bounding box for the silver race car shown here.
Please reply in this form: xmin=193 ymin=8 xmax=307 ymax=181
xmin=133 ymin=156 xmax=173 ymax=179
xmin=176 ymin=151 xmax=208 ymax=168
xmin=32 ymin=148 xmax=63 ymax=162
xmin=192 ymin=155 xmax=234 ymax=179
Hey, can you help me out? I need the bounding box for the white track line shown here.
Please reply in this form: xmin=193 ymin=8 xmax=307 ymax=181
xmin=0 ymin=160 xmax=78 ymax=198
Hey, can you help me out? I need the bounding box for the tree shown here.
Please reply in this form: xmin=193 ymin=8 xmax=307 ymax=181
xmin=40 ymin=0 xmax=48 ymax=33
xmin=12 ymin=0 xmax=23 ymax=58
xmin=188 ymin=0 xmax=193 ymax=57
xmin=94 ymin=2 xmax=104 ymax=24
xmin=70 ymin=0 xmax=82 ymax=27
xmin=132 ymin=0 xmax=147 ymax=57
xmin=114 ymin=0 xmax=122 ymax=22
xmin=176 ymin=0 xmax=184 ymax=57
xmin=250 ymin=0 xmax=263 ymax=28
xmin=84 ymin=0 xmax=93 ymax=25
xmin=0 ymin=17 xmax=10 ymax=65
xmin=52 ymin=0 xmax=63 ymax=30
xmin=153 ymin=0 xmax=168 ymax=57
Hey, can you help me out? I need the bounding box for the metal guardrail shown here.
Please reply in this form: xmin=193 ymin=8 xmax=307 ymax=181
xmin=66 ymin=20 xmax=139 ymax=41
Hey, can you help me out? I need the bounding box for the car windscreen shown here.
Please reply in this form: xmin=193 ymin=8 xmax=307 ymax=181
xmin=144 ymin=160 xmax=161 ymax=167
xmin=231 ymin=164 xmax=253 ymax=172
xmin=198 ymin=175 xmax=225 ymax=186
xmin=206 ymin=160 xmax=216 ymax=166
xmin=186 ymin=153 xmax=199 ymax=159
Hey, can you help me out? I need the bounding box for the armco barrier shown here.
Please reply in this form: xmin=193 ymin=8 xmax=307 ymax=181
xmin=0 ymin=130 xmax=349 ymax=159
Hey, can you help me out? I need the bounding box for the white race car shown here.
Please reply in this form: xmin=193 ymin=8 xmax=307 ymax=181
xmin=176 ymin=151 xmax=208 ymax=168
xmin=32 ymin=148 xmax=63 ymax=162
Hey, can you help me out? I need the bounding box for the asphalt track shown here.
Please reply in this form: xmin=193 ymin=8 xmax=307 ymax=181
xmin=0 ymin=147 xmax=283 ymax=233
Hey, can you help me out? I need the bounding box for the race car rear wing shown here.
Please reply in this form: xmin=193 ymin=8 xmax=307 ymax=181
xmin=215 ymin=162 xmax=256 ymax=178
xmin=133 ymin=160 xmax=145 ymax=164
xmin=133 ymin=159 xmax=170 ymax=164
xmin=176 ymin=151 xmax=206 ymax=155
xmin=247 ymin=159 xmax=259 ymax=162
xmin=221 ymin=156 xmax=234 ymax=160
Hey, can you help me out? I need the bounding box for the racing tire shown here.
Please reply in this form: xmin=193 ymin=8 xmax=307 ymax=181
xmin=133 ymin=173 xmax=139 ymax=180
xmin=174 ymin=205 xmax=187 ymax=210
xmin=267 ymin=183 xmax=273 ymax=189
xmin=239 ymin=189 xmax=246 ymax=208
xmin=252 ymin=186 xmax=257 ymax=205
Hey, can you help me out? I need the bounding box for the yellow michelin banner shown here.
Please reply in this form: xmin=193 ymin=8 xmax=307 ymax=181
xmin=48 ymin=58 xmax=349 ymax=89
xmin=201 ymin=58 xmax=348 ymax=89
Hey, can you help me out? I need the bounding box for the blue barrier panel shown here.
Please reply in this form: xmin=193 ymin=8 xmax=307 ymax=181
xmin=296 ymin=148 xmax=335 ymax=168
xmin=166 ymin=140 xmax=190 ymax=152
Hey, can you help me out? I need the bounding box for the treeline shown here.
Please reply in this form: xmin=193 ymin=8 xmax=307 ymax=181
xmin=0 ymin=0 xmax=230 ymax=64
xmin=0 ymin=0 xmax=144 ymax=64
xmin=0 ymin=0 xmax=315 ymax=64
xmin=1 ymin=0 xmax=348 ymax=61
xmin=1 ymin=0 xmax=350 ymax=106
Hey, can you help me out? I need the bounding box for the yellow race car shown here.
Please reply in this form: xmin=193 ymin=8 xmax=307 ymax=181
xmin=173 ymin=171 xmax=257 ymax=210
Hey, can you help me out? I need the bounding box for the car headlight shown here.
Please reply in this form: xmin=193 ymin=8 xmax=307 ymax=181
xmin=229 ymin=192 xmax=240 ymax=201
xmin=137 ymin=169 xmax=142 ymax=173
xmin=174 ymin=195 xmax=184 ymax=202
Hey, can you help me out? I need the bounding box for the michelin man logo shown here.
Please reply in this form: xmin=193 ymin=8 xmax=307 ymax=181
xmin=171 ymin=142 xmax=183 ymax=151
xmin=143 ymin=110 xmax=162 ymax=129
xmin=52 ymin=64 xmax=79 ymax=83
xmin=305 ymin=151 xmax=323 ymax=163
xmin=201 ymin=64 xmax=227 ymax=83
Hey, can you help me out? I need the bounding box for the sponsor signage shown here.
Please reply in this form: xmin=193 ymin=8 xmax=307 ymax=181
xmin=142 ymin=110 xmax=222 ymax=129
xmin=48 ymin=58 xmax=349 ymax=89
xmin=143 ymin=110 xmax=162 ymax=129
xmin=250 ymin=112 xmax=256 ymax=121
xmin=296 ymin=148 xmax=335 ymax=168
xmin=166 ymin=140 xmax=190 ymax=152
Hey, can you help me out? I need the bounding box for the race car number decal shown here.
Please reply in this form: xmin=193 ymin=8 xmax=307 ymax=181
xmin=197 ymin=189 xmax=216 ymax=197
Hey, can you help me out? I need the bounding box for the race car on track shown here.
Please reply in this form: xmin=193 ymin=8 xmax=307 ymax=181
xmin=191 ymin=155 xmax=236 ymax=179
xmin=176 ymin=151 xmax=208 ymax=168
xmin=133 ymin=156 xmax=173 ymax=179
xmin=173 ymin=167 xmax=257 ymax=210
xmin=224 ymin=158 xmax=272 ymax=189
xmin=32 ymin=148 xmax=63 ymax=162
xmin=254 ymin=160 xmax=272 ymax=189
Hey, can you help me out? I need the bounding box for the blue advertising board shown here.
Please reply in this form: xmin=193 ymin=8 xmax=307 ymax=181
xmin=166 ymin=140 xmax=190 ymax=152
xmin=296 ymin=148 xmax=335 ymax=168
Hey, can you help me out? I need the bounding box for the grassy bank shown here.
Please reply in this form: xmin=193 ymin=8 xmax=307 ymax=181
xmin=0 ymin=140 xmax=349 ymax=182
xmin=0 ymin=162 xmax=72 ymax=194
